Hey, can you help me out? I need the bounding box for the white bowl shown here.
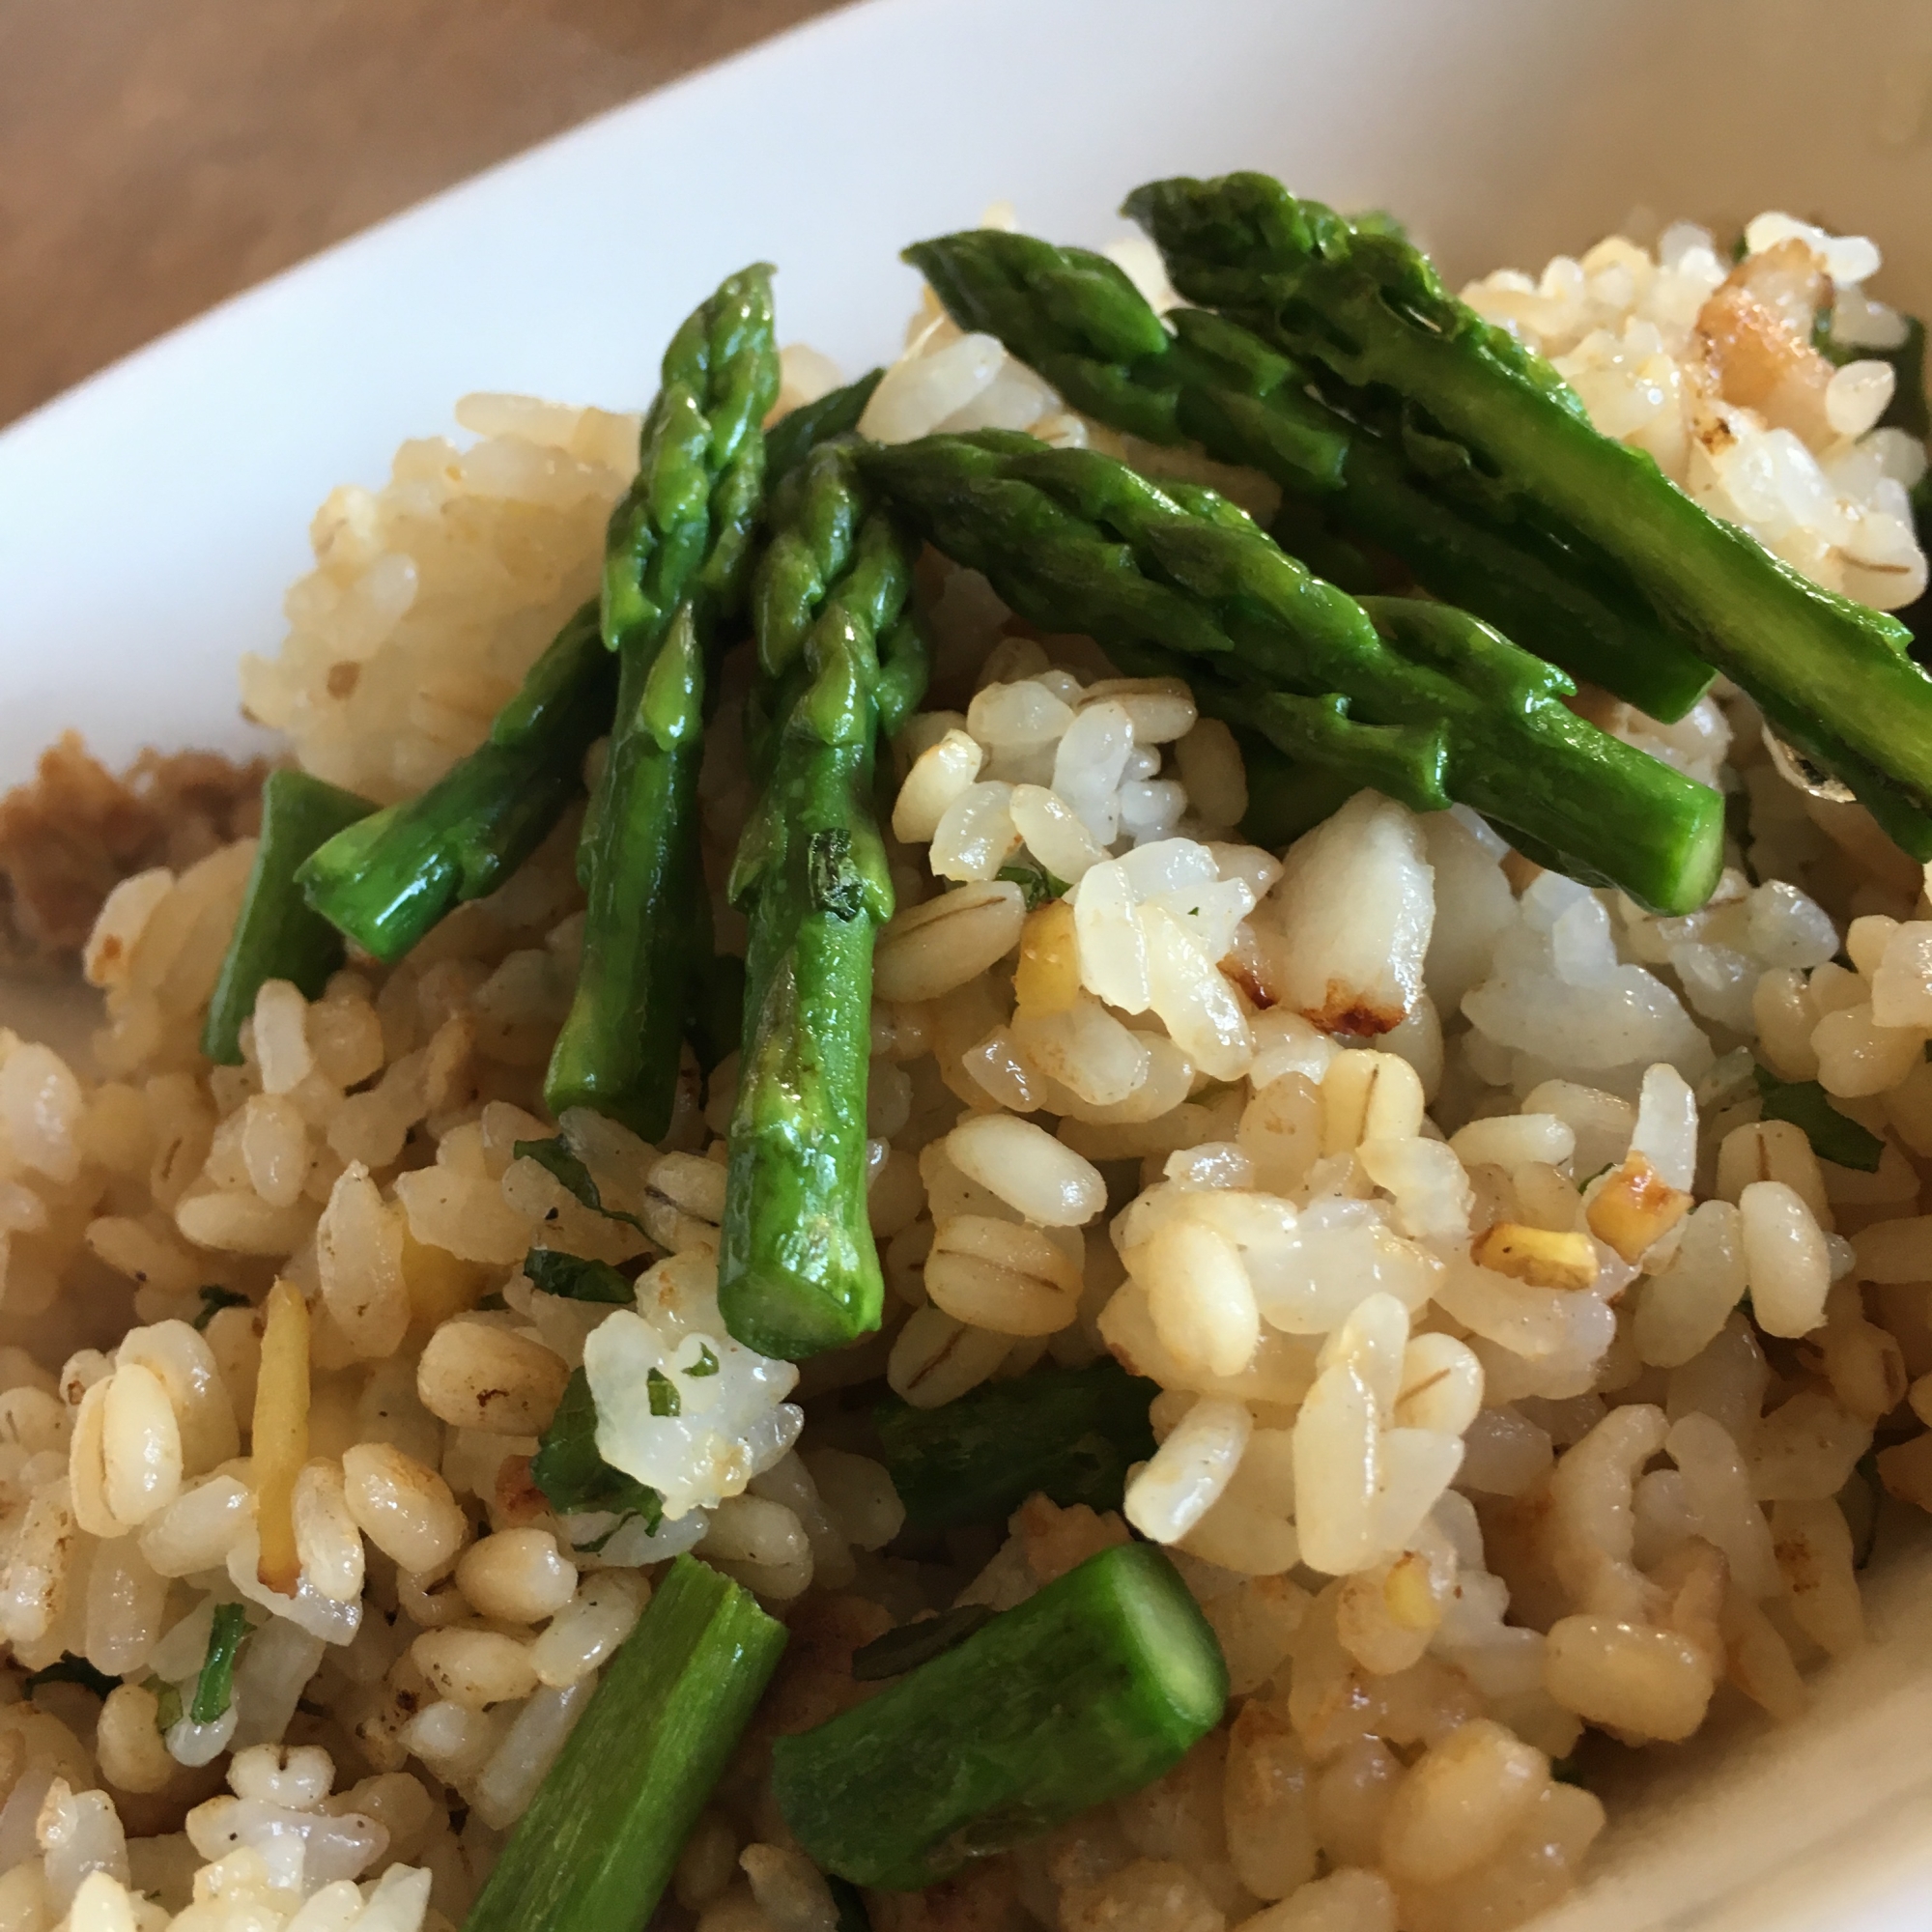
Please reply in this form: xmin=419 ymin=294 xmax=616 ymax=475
xmin=1 ymin=1 xmax=1928 ymax=1922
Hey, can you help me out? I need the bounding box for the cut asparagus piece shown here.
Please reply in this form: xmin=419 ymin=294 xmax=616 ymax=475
xmin=766 ymin=369 xmax=886 ymax=484
xmin=464 ymin=1554 xmax=785 ymax=1932
xmin=862 ymin=433 xmax=1724 ymax=913
xmin=298 ymin=602 xmax=611 ymax=963
xmin=202 ymin=768 xmax=373 ymax=1064
xmin=905 ymin=228 xmax=1713 ymax=721
xmin=719 ymin=441 xmax=925 ymax=1360
xmin=1106 ymin=633 xmax=1451 ymax=818
xmin=874 ymin=1359 xmax=1159 ymax=1532
xmin=546 ymin=267 xmax=780 ymax=1141
xmin=772 ymin=1542 xmax=1226 ymax=1889
xmin=1125 ymin=174 xmax=1932 ymax=854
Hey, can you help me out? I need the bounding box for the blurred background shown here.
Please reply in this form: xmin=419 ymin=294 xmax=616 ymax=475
xmin=0 ymin=0 xmax=847 ymax=428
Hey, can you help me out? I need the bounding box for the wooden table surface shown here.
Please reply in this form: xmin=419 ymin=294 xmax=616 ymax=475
xmin=0 ymin=0 xmax=847 ymax=429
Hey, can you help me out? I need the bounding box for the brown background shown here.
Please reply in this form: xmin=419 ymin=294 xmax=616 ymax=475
xmin=0 ymin=0 xmax=849 ymax=429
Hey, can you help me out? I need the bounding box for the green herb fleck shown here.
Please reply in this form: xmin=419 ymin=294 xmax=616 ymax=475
xmin=190 ymin=1604 xmax=250 ymax=1724
xmin=648 ymin=1367 xmax=682 ymax=1417
xmin=687 ymin=1345 xmax=720 ymax=1378
xmin=22 ymin=1656 xmax=119 ymax=1700
xmin=513 ymin=1137 xmax=649 ymax=1236
xmin=525 ymin=1248 xmax=635 ymax=1304
xmin=808 ymin=828 xmax=867 ymax=922
xmin=996 ymin=861 xmax=1069 ymax=911
xmin=531 ymin=1367 xmax=665 ymax=1537
xmin=827 ymin=1875 xmax=871 ymax=1932
xmin=849 ymin=1605 xmax=995 ymax=1682
xmin=147 ymin=1677 xmax=184 ymax=1733
xmin=1753 ymin=1064 xmax=1886 ymax=1172
xmin=191 ymin=1285 xmax=250 ymax=1332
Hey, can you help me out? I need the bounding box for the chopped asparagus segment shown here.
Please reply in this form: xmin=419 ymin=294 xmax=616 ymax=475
xmin=905 ymin=228 xmax=1713 ymax=721
xmin=202 ymin=768 xmax=373 ymax=1064
xmin=546 ymin=267 xmax=780 ymax=1140
xmin=719 ymin=441 xmax=925 ymax=1360
xmin=464 ymin=1555 xmax=785 ymax=1932
xmin=298 ymin=603 xmax=611 ymax=964
xmin=773 ymin=1543 xmax=1227 ymax=1889
xmin=862 ymin=432 xmax=1724 ymax=913
xmin=874 ymin=1359 xmax=1159 ymax=1532
xmin=1125 ymin=173 xmax=1932 ymax=852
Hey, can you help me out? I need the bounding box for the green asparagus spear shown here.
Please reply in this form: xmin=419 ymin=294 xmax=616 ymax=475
xmin=874 ymin=1359 xmax=1159 ymax=1532
xmin=905 ymin=229 xmax=1712 ymax=721
xmin=1124 ymin=174 xmax=1932 ymax=855
xmin=773 ymin=1542 xmax=1226 ymax=1889
xmin=464 ymin=1554 xmax=786 ymax=1932
xmin=861 ymin=433 xmax=1724 ymax=913
xmin=1105 ymin=633 xmax=1451 ymax=818
xmin=720 ymin=442 xmax=925 ymax=1360
xmin=298 ymin=603 xmax=611 ymax=963
xmin=545 ymin=267 xmax=780 ymax=1142
xmin=765 ymin=368 xmax=886 ymax=484
xmin=203 ymin=769 xmax=374 ymax=1063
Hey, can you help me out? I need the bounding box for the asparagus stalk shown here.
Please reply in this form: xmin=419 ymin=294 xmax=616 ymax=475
xmin=861 ymin=433 xmax=1724 ymax=913
xmin=720 ymin=442 xmax=926 ymax=1360
xmin=1124 ymin=174 xmax=1932 ymax=856
xmin=874 ymin=1359 xmax=1159 ymax=1533
xmin=772 ymin=1543 xmax=1226 ymax=1889
xmin=464 ymin=1554 xmax=785 ymax=1932
xmin=545 ymin=267 xmax=781 ymax=1141
xmin=298 ymin=603 xmax=611 ymax=963
xmin=766 ymin=368 xmax=886 ymax=485
xmin=905 ymin=229 xmax=1712 ymax=722
xmin=1106 ymin=634 xmax=1451 ymax=818
xmin=203 ymin=769 xmax=373 ymax=1064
